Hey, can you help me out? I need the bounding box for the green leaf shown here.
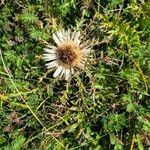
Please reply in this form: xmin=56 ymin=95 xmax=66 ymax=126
xmin=126 ymin=103 xmax=135 ymax=113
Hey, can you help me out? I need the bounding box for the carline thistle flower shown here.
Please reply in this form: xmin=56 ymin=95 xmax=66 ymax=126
xmin=43 ymin=29 xmax=91 ymax=80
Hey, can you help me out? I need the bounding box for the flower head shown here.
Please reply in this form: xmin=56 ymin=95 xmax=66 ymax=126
xmin=43 ymin=29 xmax=91 ymax=80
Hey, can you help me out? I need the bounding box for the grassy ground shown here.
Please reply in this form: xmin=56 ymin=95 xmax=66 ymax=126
xmin=0 ymin=0 xmax=150 ymax=149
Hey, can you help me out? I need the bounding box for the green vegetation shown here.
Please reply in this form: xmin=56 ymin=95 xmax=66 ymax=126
xmin=0 ymin=0 xmax=150 ymax=149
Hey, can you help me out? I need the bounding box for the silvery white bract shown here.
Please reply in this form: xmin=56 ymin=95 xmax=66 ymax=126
xmin=43 ymin=29 xmax=91 ymax=80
